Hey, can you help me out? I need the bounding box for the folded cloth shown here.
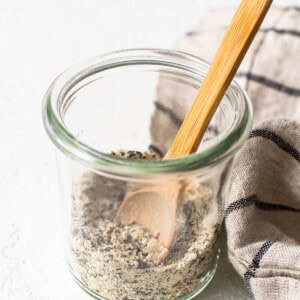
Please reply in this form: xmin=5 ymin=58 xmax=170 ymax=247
xmin=226 ymin=119 xmax=300 ymax=300
xmin=151 ymin=6 xmax=300 ymax=299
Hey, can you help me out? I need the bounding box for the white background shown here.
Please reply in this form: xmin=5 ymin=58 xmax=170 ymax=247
xmin=0 ymin=0 xmax=298 ymax=299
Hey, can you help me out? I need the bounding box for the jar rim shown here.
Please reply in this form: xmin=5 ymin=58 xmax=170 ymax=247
xmin=42 ymin=48 xmax=252 ymax=176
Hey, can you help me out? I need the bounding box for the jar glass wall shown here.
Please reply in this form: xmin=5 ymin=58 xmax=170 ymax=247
xmin=43 ymin=49 xmax=252 ymax=300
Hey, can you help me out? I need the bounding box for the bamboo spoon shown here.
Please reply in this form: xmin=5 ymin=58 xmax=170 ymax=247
xmin=116 ymin=0 xmax=273 ymax=249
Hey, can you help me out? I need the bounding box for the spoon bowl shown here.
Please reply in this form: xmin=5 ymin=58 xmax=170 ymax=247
xmin=115 ymin=182 xmax=183 ymax=249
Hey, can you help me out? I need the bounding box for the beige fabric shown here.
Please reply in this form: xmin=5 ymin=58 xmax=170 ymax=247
xmin=226 ymin=119 xmax=300 ymax=300
xmin=151 ymin=6 xmax=300 ymax=299
xmin=175 ymin=7 xmax=300 ymax=125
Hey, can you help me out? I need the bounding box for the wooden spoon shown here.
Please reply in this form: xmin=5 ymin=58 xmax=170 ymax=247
xmin=116 ymin=0 xmax=272 ymax=248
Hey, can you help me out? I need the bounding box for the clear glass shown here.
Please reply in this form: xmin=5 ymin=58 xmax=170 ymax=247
xmin=42 ymin=49 xmax=252 ymax=300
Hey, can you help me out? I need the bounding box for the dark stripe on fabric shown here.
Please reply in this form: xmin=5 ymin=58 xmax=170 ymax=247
xmin=236 ymin=72 xmax=300 ymax=96
xmin=148 ymin=144 xmax=164 ymax=158
xmin=262 ymin=27 xmax=300 ymax=38
xmin=282 ymin=6 xmax=300 ymax=12
xmin=207 ymin=125 xmax=219 ymax=135
xmin=186 ymin=31 xmax=198 ymax=36
xmin=154 ymin=101 xmax=219 ymax=135
xmin=225 ymin=195 xmax=300 ymax=218
xmin=249 ymin=129 xmax=300 ymax=163
xmin=186 ymin=6 xmax=300 ymax=37
xmin=154 ymin=101 xmax=183 ymax=127
xmin=244 ymin=241 xmax=275 ymax=291
xmin=225 ymin=195 xmax=255 ymax=218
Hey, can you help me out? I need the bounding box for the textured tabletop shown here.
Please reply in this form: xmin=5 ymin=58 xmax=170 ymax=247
xmin=0 ymin=0 xmax=297 ymax=299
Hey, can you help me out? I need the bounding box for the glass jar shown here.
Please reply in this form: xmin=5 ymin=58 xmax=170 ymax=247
xmin=42 ymin=49 xmax=252 ymax=300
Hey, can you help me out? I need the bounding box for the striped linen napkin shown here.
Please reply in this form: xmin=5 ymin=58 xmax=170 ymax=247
xmin=151 ymin=6 xmax=300 ymax=299
xmin=226 ymin=119 xmax=300 ymax=299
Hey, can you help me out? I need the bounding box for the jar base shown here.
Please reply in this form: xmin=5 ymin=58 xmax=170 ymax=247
xmin=68 ymin=249 xmax=219 ymax=300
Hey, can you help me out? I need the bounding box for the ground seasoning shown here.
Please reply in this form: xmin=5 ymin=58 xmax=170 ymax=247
xmin=70 ymin=151 xmax=220 ymax=299
xmin=111 ymin=150 xmax=157 ymax=160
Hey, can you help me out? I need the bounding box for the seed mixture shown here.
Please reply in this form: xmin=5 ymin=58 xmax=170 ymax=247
xmin=70 ymin=151 xmax=220 ymax=300
xmin=111 ymin=150 xmax=157 ymax=160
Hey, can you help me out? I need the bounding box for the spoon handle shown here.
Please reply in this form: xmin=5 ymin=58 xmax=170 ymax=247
xmin=164 ymin=0 xmax=272 ymax=159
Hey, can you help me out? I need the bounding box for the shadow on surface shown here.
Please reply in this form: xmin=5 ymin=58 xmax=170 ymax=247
xmin=196 ymin=228 xmax=252 ymax=299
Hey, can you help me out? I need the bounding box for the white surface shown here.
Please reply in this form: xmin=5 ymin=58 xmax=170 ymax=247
xmin=0 ymin=0 xmax=298 ymax=299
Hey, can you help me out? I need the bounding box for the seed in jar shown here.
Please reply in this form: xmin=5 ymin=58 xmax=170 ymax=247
xmin=111 ymin=150 xmax=157 ymax=160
